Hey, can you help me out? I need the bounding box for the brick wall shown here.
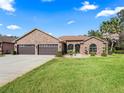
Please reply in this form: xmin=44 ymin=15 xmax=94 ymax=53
xmin=15 ymin=29 xmax=62 ymax=53
xmin=2 ymin=43 xmax=14 ymax=54
xmin=80 ymin=38 xmax=108 ymax=55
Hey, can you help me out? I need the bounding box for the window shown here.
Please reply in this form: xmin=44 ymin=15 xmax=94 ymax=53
xmin=19 ymin=45 xmax=34 ymax=47
xmin=68 ymin=44 xmax=73 ymax=50
xmin=89 ymin=44 xmax=97 ymax=53
xmin=75 ymin=44 xmax=80 ymax=53
xmin=39 ymin=44 xmax=58 ymax=47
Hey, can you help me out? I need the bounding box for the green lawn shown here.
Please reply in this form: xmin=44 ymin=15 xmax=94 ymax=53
xmin=1 ymin=55 xmax=124 ymax=93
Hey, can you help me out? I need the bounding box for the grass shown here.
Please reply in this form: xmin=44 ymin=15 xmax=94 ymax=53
xmin=1 ymin=54 xmax=124 ymax=93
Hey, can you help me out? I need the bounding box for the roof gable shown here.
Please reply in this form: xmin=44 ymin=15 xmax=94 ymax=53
xmin=84 ymin=36 xmax=107 ymax=43
xmin=15 ymin=28 xmax=60 ymax=43
xmin=59 ymin=35 xmax=90 ymax=41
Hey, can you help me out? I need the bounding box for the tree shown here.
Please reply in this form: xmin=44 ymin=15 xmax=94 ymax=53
xmin=100 ymin=17 xmax=121 ymax=52
xmin=100 ymin=21 xmax=111 ymax=34
xmin=117 ymin=9 xmax=124 ymax=49
xmin=88 ymin=30 xmax=101 ymax=38
xmin=118 ymin=9 xmax=124 ymax=23
xmin=119 ymin=31 xmax=124 ymax=49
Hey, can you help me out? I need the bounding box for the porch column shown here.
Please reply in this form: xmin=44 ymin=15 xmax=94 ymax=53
xmin=14 ymin=44 xmax=17 ymax=54
xmin=67 ymin=44 xmax=69 ymax=51
xmin=35 ymin=44 xmax=38 ymax=55
xmin=73 ymin=44 xmax=75 ymax=52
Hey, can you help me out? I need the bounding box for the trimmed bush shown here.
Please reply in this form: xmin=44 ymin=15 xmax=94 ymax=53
xmin=67 ymin=50 xmax=73 ymax=56
xmin=90 ymin=52 xmax=96 ymax=56
xmin=56 ymin=51 xmax=63 ymax=57
xmin=0 ymin=53 xmax=4 ymax=57
xmin=108 ymin=50 xmax=113 ymax=55
xmin=12 ymin=50 xmax=17 ymax=55
xmin=114 ymin=50 xmax=124 ymax=54
xmin=101 ymin=52 xmax=107 ymax=57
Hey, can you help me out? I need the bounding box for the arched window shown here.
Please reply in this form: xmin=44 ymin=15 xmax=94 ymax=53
xmin=68 ymin=44 xmax=73 ymax=50
xmin=89 ymin=44 xmax=97 ymax=53
xmin=75 ymin=44 xmax=80 ymax=53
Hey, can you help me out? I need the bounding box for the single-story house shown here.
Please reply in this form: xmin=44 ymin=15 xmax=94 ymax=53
xmin=15 ymin=29 xmax=108 ymax=55
xmin=0 ymin=36 xmax=16 ymax=54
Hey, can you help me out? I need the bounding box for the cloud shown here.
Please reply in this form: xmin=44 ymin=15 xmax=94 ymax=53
xmin=6 ymin=34 xmax=12 ymax=36
xmin=41 ymin=0 xmax=54 ymax=2
xmin=0 ymin=0 xmax=15 ymax=12
xmin=0 ymin=24 xmax=3 ymax=26
xmin=7 ymin=25 xmax=21 ymax=30
xmin=96 ymin=7 xmax=124 ymax=17
xmin=48 ymin=33 xmax=53 ymax=35
xmin=67 ymin=20 xmax=75 ymax=25
xmin=78 ymin=1 xmax=98 ymax=11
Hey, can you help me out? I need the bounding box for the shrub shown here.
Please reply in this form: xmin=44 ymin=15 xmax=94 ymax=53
xmin=56 ymin=51 xmax=63 ymax=57
xmin=0 ymin=52 xmax=4 ymax=57
xmin=114 ymin=50 xmax=124 ymax=54
xmin=101 ymin=47 xmax=107 ymax=57
xmin=90 ymin=52 xmax=96 ymax=56
xmin=101 ymin=52 xmax=107 ymax=57
xmin=0 ymin=54 xmax=4 ymax=57
xmin=67 ymin=50 xmax=73 ymax=56
xmin=73 ymin=50 xmax=77 ymax=56
xmin=108 ymin=50 xmax=113 ymax=55
xmin=12 ymin=50 xmax=17 ymax=55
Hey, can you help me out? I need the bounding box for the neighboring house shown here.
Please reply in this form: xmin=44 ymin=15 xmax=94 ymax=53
xmin=0 ymin=36 xmax=16 ymax=54
xmin=15 ymin=29 xmax=108 ymax=55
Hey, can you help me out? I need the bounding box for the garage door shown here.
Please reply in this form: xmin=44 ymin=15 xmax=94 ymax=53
xmin=17 ymin=44 xmax=35 ymax=55
xmin=38 ymin=44 xmax=58 ymax=55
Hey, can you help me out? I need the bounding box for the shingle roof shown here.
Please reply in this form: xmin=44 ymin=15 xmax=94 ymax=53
xmin=15 ymin=28 xmax=60 ymax=42
xmin=59 ymin=35 xmax=90 ymax=41
xmin=83 ymin=36 xmax=108 ymax=43
xmin=0 ymin=36 xmax=17 ymax=43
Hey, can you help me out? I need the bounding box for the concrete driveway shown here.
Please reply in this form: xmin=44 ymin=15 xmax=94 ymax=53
xmin=0 ymin=55 xmax=55 ymax=86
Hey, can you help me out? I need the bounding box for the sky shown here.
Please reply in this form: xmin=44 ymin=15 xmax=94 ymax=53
xmin=0 ymin=0 xmax=124 ymax=37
